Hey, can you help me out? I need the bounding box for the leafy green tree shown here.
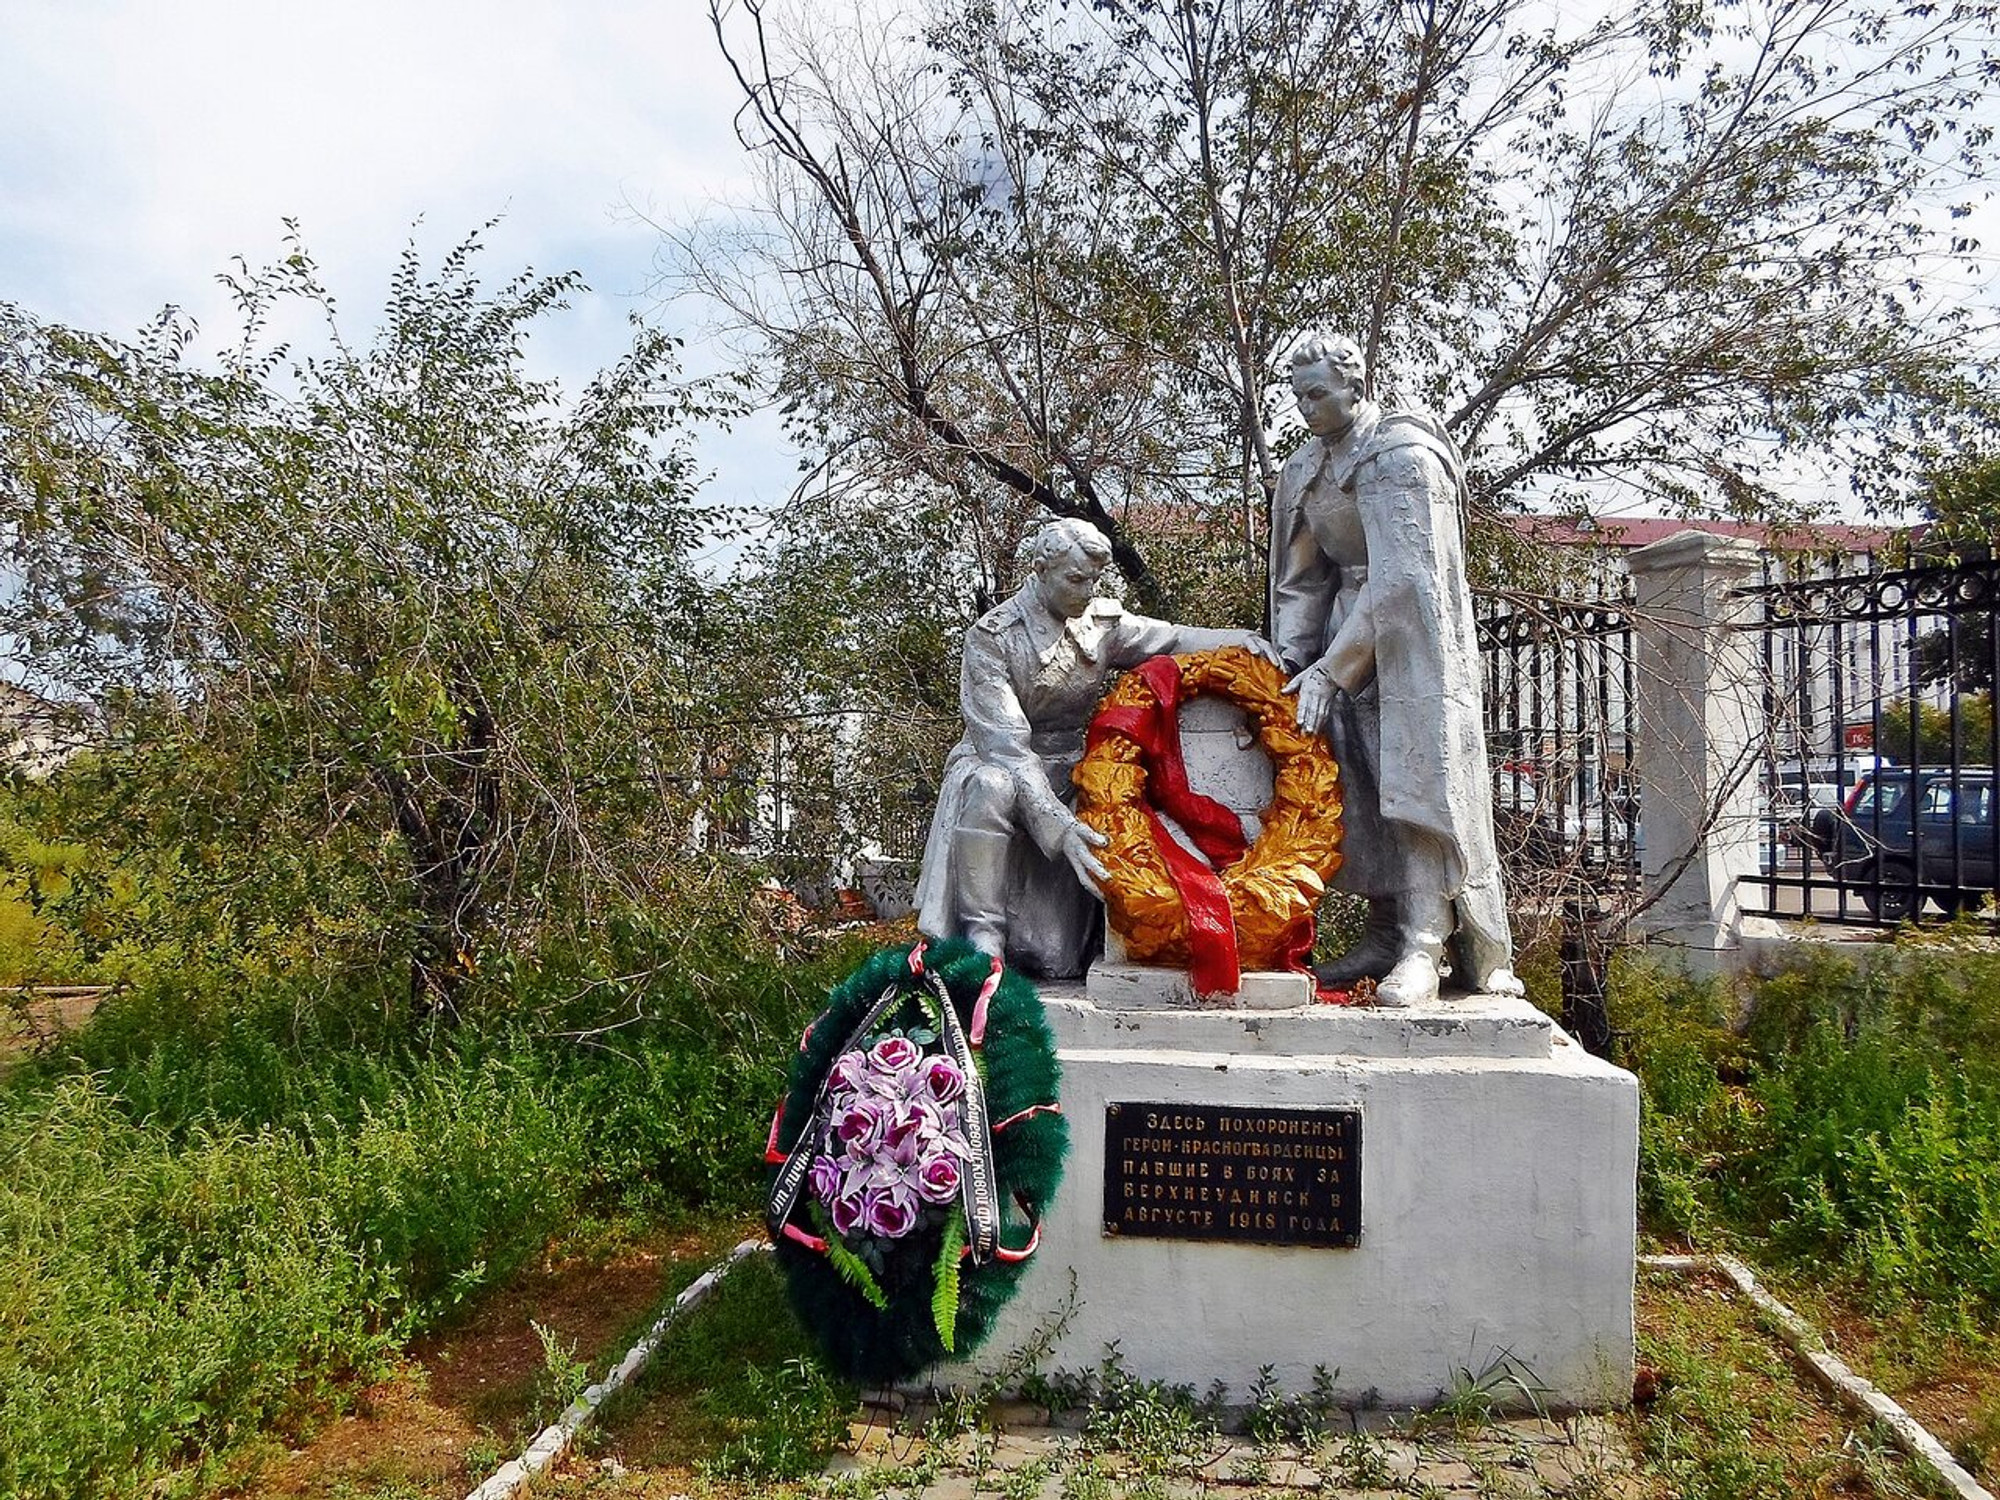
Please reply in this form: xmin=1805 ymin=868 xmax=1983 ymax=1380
xmin=1923 ymin=457 xmax=2000 ymax=549
xmin=723 ymin=475 xmax=979 ymax=873
xmin=685 ymin=0 xmax=1998 ymax=617
xmin=1897 ymin=455 xmax=2000 ymax=692
xmin=1880 ymin=695 xmax=1997 ymax=767
xmin=0 ymin=229 xmax=740 ymax=1017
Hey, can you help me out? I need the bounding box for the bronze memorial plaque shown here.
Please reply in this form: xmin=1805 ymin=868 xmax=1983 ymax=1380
xmin=1102 ymin=1102 xmax=1360 ymax=1247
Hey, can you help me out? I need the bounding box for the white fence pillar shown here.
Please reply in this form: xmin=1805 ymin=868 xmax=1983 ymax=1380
xmin=1627 ymin=531 xmax=1777 ymax=962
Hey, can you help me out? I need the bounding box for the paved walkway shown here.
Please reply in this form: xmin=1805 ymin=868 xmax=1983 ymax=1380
xmin=827 ymin=1406 xmax=1644 ymax=1498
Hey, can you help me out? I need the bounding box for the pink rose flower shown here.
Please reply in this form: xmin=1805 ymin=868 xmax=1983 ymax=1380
xmin=829 ymin=1050 xmax=868 ymax=1093
xmin=829 ymin=1182 xmax=869 ymax=1237
xmin=919 ymin=1055 xmax=965 ymax=1104
xmin=862 ymin=1182 xmax=920 ymax=1240
xmin=808 ymin=1153 xmax=843 ymax=1203
xmin=869 ymin=1035 xmax=921 ymax=1076
xmin=915 ymin=1151 xmax=961 ymax=1205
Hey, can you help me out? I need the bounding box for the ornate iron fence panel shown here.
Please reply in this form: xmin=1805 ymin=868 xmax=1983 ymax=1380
xmin=1477 ymin=585 xmax=1641 ymax=901
xmin=1737 ymin=555 xmax=2000 ymax=927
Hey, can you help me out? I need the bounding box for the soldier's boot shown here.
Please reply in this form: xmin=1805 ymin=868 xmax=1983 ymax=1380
xmin=953 ymin=827 xmax=1012 ymax=960
xmin=1315 ymin=898 xmax=1402 ymax=988
xmin=1374 ymin=890 xmax=1449 ymax=1008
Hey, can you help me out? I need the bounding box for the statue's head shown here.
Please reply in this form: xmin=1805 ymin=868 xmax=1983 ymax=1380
xmin=1022 ymin=517 xmax=1114 ymax=618
xmin=1290 ymin=334 xmax=1367 ymax=438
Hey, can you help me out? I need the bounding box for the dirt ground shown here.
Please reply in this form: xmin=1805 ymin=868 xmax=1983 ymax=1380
xmin=1762 ymin=1270 xmax=2000 ymax=1485
xmin=1635 ymin=1263 xmax=1985 ymax=1497
xmin=211 ymin=1217 xmax=755 ymax=1500
xmin=0 ymin=983 xmax=104 ymax=1067
xmin=512 ymin=1262 xmax=1967 ymax=1500
xmin=182 ymin=1239 xmax=1991 ymax=1499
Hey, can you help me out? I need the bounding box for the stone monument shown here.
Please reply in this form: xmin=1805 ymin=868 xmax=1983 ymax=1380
xmin=917 ymin=346 xmax=1638 ymax=1410
xmin=1271 ymin=333 xmax=1520 ymax=1007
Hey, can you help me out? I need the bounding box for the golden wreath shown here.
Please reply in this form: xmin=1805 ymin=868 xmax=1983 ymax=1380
xmin=1072 ymin=647 xmax=1343 ymax=970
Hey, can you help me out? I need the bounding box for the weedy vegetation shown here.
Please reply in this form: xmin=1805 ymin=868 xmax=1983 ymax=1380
xmin=0 ymin=793 xmax=864 ymax=1497
xmin=1617 ymin=938 xmax=2000 ymax=1485
xmin=1618 ymin=942 xmax=2000 ymax=1327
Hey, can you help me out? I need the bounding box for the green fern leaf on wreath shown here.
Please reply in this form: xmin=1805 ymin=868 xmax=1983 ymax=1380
xmin=813 ymin=1204 xmax=888 ymax=1310
xmin=933 ymin=1207 xmax=966 ymax=1352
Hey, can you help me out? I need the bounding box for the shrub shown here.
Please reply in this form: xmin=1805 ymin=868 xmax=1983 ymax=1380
xmin=0 ymin=798 xmax=90 ymax=984
xmin=0 ymin=904 xmax=873 ymax=1496
xmin=0 ymin=1056 xmax=579 ymax=1499
xmin=1615 ymin=942 xmax=2000 ymax=1322
xmin=1610 ymin=957 xmax=1755 ymax=1241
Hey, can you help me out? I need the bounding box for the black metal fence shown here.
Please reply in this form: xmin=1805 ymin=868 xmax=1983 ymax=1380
xmin=1739 ymin=555 xmax=2000 ymax=927
xmin=1476 ymin=550 xmax=2000 ymax=933
xmin=1477 ymin=585 xmax=1641 ymax=901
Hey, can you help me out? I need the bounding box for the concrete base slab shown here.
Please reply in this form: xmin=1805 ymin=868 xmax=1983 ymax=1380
xmin=1086 ymin=960 xmax=1314 ymax=1010
xmin=1051 ymin=987 xmax=1557 ymax=1059
xmin=952 ymin=991 xmax=1638 ymax=1410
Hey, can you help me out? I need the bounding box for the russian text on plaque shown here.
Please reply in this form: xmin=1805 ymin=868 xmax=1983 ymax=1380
xmin=1102 ymin=1102 xmax=1361 ymax=1248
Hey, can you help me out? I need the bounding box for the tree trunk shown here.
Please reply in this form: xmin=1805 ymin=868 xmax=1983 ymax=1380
xmin=1560 ymin=897 xmax=1613 ymax=1059
xmin=376 ymin=685 xmax=499 ymax=1024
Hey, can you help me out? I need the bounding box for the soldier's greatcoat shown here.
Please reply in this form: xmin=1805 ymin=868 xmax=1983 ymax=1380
xmin=1268 ymin=404 xmax=1510 ymax=965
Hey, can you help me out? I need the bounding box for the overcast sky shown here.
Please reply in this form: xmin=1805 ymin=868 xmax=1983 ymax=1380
xmin=4 ymin=2 xmax=1993 ymax=540
xmin=0 ymin=0 xmax=799 ymax=539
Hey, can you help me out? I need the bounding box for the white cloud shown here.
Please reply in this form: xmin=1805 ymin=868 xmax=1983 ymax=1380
xmin=0 ymin=0 xmax=799 ymax=520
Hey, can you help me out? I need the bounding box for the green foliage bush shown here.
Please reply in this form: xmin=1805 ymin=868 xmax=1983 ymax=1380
xmin=0 ymin=1056 xmax=577 ymax=1498
xmin=1610 ymin=959 xmax=1756 ymax=1242
xmin=1616 ymin=942 xmax=2000 ymax=1324
xmin=703 ymin=1356 xmax=854 ymax=1483
xmin=0 ymin=232 xmax=876 ymax=1495
xmin=0 ymin=891 xmax=857 ymax=1497
xmin=505 ymin=917 xmax=871 ymax=1215
xmin=0 ymin=794 xmax=91 ymax=984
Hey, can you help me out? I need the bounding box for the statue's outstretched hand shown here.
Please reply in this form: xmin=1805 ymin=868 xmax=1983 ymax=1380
xmin=1062 ymin=820 xmax=1111 ymax=894
xmin=1286 ymin=662 xmax=1335 ymax=734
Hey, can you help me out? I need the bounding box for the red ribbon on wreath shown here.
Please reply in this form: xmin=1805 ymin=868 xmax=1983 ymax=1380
xmin=1085 ymin=655 xmax=1248 ymax=994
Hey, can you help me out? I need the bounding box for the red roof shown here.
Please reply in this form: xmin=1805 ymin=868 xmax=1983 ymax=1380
xmin=1508 ymin=514 xmax=1898 ymax=554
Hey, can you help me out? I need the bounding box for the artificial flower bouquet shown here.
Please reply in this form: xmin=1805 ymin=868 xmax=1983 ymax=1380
xmin=807 ymin=1027 xmax=977 ymax=1325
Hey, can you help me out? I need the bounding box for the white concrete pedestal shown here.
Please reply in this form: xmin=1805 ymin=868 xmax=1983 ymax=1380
xmin=1087 ymin=959 xmax=1314 ymax=1010
xmin=955 ymin=990 xmax=1639 ymax=1410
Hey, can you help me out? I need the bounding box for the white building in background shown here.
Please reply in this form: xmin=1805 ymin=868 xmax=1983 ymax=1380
xmin=1509 ymin=515 xmax=1913 ymax=764
xmin=1 ymin=682 xmax=82 ymax=776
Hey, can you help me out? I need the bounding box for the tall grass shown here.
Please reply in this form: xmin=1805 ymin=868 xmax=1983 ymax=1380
xmin=1616 ymin=942 xmax=2000 ymax=1325
xmin=0 ymin=1061 xmax=573 ymax=1497
xmin=0 ymin=919 xmax=863 ymax=1498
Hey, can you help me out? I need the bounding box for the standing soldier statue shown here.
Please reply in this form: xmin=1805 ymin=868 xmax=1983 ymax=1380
xmin=1270 ymin=334 xmax=1521 ymax=1006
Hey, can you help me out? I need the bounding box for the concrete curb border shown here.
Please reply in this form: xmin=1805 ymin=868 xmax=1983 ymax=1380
xmin=464 ymin=1239 xmax=770 ymax=1500
xmin=1641 ymin=1252 xmax=1993 ymax=1500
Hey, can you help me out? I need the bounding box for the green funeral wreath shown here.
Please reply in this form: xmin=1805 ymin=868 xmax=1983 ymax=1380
xmin=764 ymin=938 xmax=1068 ymax=1385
